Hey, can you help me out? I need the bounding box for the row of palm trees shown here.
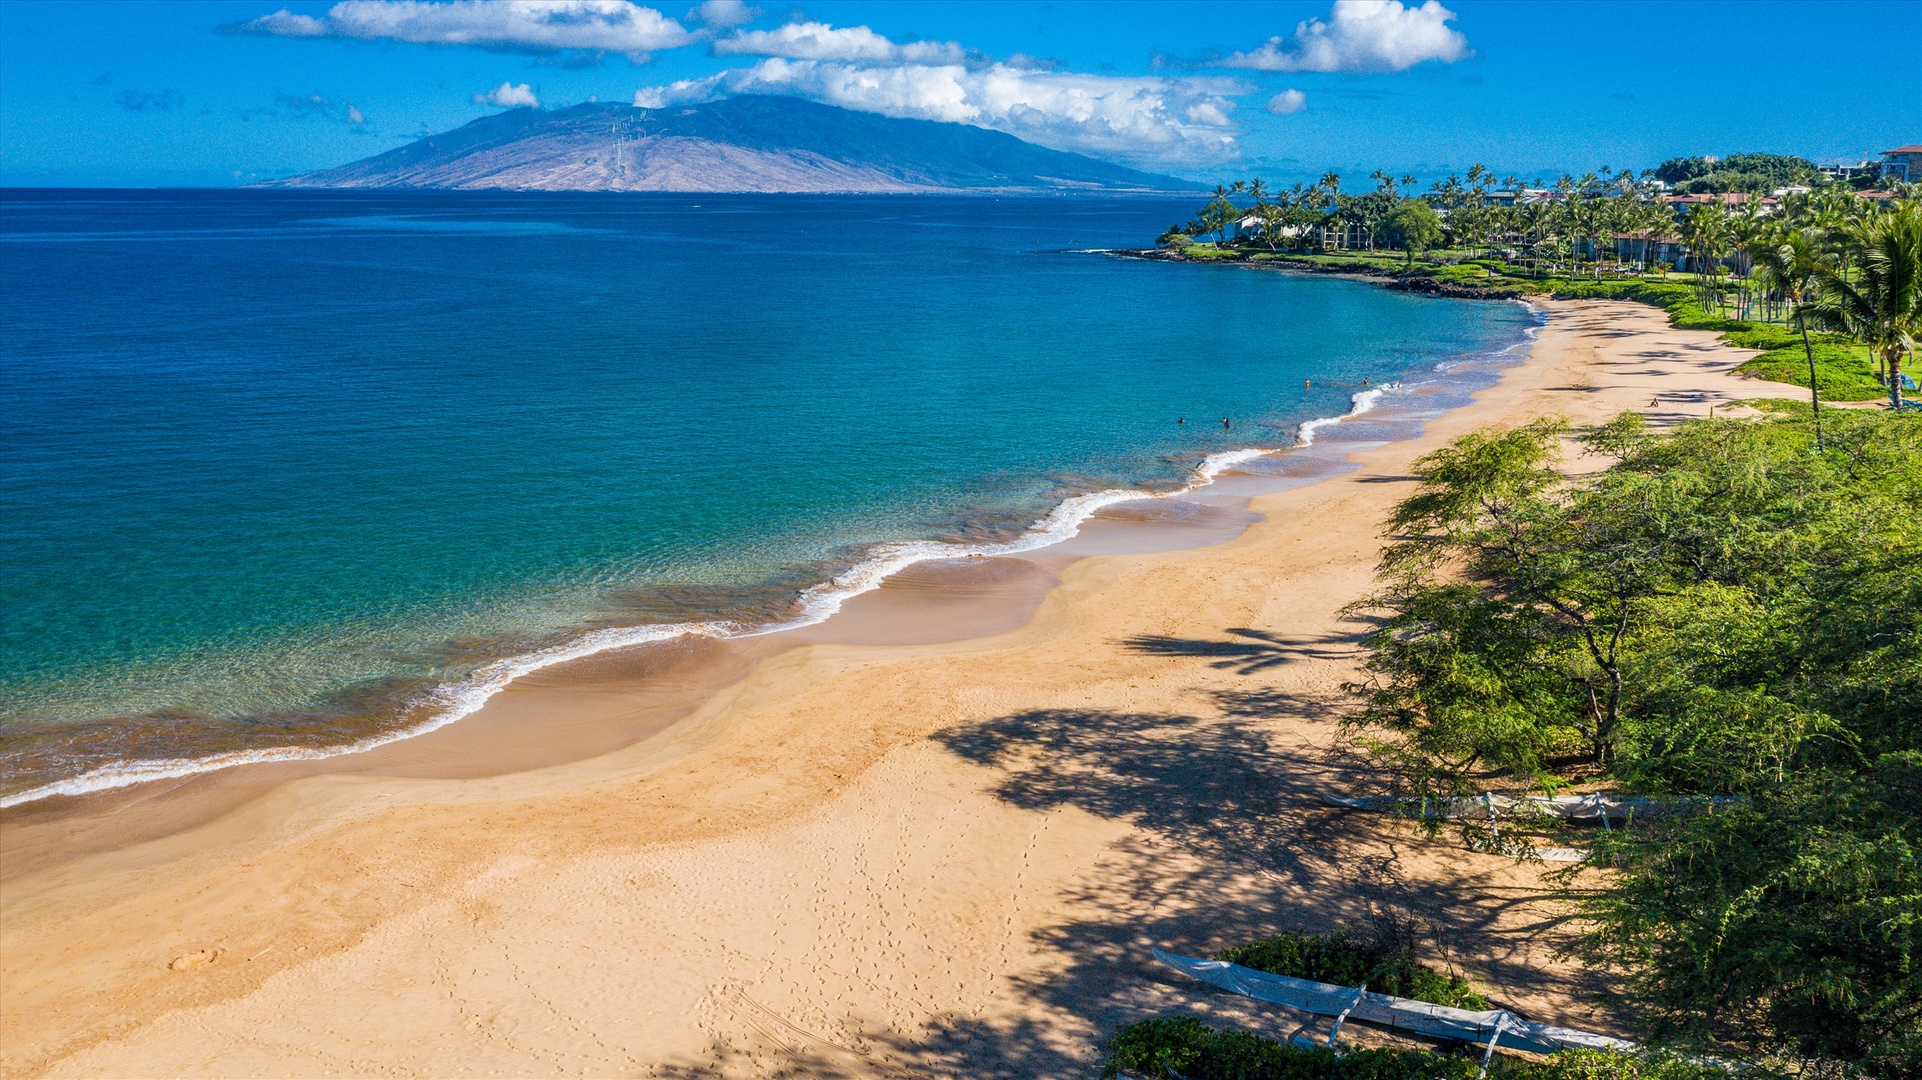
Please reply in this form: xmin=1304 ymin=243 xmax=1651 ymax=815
xmin=1760 ymin=201 xmax=1922 ymax=419
xmin=1160 ymin=172 xmax=1920 ymax=415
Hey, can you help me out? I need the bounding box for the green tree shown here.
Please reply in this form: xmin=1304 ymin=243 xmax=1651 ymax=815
xmin=1155 ymin=224 xmax=1193 ymax=250
xmin=1809 ymin=202 xmax=1922 ymax=411
xmin=1383 ymin=199 xmax=1443 ymax=264
xmin=1753 ymin=228 xmax=1834 ymax=444
xmin=1347 ymin=407 xmax=1922 ymax=1073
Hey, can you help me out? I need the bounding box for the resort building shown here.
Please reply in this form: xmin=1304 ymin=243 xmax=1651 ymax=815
xmin=1880 ymin=145 xmax=1922 ymax=182
xmin=1483 ymin=188 xmax=1553 ymax=207
xmin=1816 ymin=157 xmax=1879 ymax=182
xmin=1659 ymin=192 xmax=1782 ymax=215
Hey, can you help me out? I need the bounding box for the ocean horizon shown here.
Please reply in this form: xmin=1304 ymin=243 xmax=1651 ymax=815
xmin=0 ymin=189 xmax=1537 ymax=805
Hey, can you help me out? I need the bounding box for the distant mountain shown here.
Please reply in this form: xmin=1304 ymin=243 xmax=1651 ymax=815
xmin=260 ymin=96 xmax=1200 ymax=195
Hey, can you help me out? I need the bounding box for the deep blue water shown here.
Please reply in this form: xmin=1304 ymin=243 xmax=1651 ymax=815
xmin=0 ymin=189 xmax=1535 ymax=802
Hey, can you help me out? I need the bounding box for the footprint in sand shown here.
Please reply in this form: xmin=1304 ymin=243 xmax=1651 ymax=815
xmin=168 ymin=947 xmax=224 ymax=971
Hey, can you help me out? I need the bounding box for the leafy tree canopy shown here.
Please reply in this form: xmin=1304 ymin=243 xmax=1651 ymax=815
xmin=1654 ymin=153 xmax=1825 ymax=193
xmin=1346 ymin=406 xmax=1921 ymax=1073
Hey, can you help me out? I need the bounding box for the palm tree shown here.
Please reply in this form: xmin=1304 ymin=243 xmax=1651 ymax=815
xmin=1754 ymin=228 xmax=1835 ymax=445
xmin=1726 ymin=203 xmax=1769 ymax=320
xmin=1808 ymin=204 xmax=1922 ymax=412
xmin=1677 ymin=205 xmax=1728 ymax=309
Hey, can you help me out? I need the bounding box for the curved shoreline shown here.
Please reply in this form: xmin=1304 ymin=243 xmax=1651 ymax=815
xmin=1 ymin=320 xmax=1533 ymax=811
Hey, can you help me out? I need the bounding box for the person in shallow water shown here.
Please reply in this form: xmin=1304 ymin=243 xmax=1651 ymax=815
xmin=1222 ymin=418 xmax=1231 ymax=431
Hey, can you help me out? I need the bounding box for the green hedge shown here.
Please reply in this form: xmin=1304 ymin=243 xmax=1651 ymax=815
xmin=1215 ymin=932 xmax=1489 ymax=1010
xmin=1104 ymin=1019 xmax=1730 ymax=1080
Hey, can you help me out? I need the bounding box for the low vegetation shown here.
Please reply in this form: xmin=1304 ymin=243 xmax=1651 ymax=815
xmin=1215 ymin=930 xmax=1488 ymax=1010
xmin=1103 ymin=1018 xmax=1726 ymax=1080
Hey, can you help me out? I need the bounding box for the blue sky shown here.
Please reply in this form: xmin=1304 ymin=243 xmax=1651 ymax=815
xmin=2 ymin=0 xmax=1917 ymax=187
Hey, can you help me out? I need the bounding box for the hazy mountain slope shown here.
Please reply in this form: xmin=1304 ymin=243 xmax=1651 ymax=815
xmin=262 ymin=96 xmax=1197 ymax=194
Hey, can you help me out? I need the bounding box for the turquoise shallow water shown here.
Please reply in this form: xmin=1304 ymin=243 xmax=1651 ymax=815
xmin=0 ymin=190 xmax=1536 ymax=803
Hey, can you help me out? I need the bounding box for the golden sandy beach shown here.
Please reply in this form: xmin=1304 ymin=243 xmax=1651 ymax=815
xmin=0 ymin=300 xmax=1805 ymax=1079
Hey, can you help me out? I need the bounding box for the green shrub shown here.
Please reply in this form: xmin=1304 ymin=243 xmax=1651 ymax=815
xmin=1504 ymin=1050 xmax=1732 ymax=1080
xmin=1102 ymin=1017 xmax=1480 ymax=1080
xmin=1722 ymin=327 xmax=1803 ymax=351
xmin=1102 ymin=1020 xmax=1728 ymax=1080
xmin=1214 ymin=931 xmax=1490 ymax=1010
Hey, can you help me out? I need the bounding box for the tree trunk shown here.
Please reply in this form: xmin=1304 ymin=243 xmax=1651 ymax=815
xmin=1799 ymin=318 xmax=1823 ymax=448
xmin=1892 ymin=347 xmax=1907 ymax=412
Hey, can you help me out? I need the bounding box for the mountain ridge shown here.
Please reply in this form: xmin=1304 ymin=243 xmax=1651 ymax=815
xmin=260 ymin=96 xmax=1202 ymax=195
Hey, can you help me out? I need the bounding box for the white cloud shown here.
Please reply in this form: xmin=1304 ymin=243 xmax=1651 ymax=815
xmin=714 ymin=21 xmax=965 ymax=64
xmin=347 ymin=104 xmax=367 ymax=122
xmin=476 ymin=81 xmax=540 ymax=108
xmin=688 ymin=0 xmax=756 ymax=28
xmin=236 ymin=1 xmax=695 ymax=61
xmin=1223 ymin=0 xmax=1467 ymax=72
xmin=1185 ymin=100 xmax=1235 ymax=127
xmin=636 ymin=56 xmax=1244 ymax=167
xmin=244 ymin=10 xmax=328 ymax=35
xmin=1266 ymin=89 xmax=1307 ymax=115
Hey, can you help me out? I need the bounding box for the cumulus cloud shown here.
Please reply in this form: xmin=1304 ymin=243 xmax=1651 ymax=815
xmin=1266 ymin=89 xmax=1307 ymax=114
xmin=234 ymin=0 xmax=695 ymax=62
xmin=637 ymin=55 xmax=1244 ymax=167
xmin=1223 ymin=0 xmax=1467 ymax=72
xmin=714 ymin=20 xmax=966 ymax=63
xmin=476 ymin=81 xmax=541 ymax=107
xmin=688 ymin=0 xmax=756 ymax=28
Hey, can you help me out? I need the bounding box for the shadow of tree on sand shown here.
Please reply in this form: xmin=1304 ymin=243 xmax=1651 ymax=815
xmin=654 ymin=662 xmax=1625 ymax=1076
xmin=786 ymin=705 xmax=1608 ymax=1078
xmin=1121 ymin=628 xmax=1361 ymax=676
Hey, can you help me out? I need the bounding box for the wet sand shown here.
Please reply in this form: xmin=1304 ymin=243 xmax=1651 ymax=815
xmin=0 ymin=301 xmax=1799 ymax=1078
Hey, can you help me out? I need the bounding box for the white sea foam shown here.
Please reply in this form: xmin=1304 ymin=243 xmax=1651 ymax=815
xmin=1296 ymin=382 xmax=1395 ymax=447
xmin=14 ymin=318 xmax=1544 ymax=812
xmin=0 ymin=446 xmax=1280 ymax=809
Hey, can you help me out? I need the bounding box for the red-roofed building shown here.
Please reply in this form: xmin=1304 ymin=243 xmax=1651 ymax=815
xmin=1658 ymin=192 xmax=1782 ymax=214
xmin=1881 ymin=146 xmax=1922 ymax=183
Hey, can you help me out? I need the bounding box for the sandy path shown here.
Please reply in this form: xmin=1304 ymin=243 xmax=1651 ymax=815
xmin=0 ymin=301 xmax=1799 ymax=1079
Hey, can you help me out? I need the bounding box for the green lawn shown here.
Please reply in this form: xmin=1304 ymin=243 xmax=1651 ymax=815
xmin=1737 ymin=340 xmax=1884 ymax=400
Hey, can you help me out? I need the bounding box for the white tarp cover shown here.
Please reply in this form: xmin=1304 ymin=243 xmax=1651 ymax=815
xmin=1320 ymin=793 xmax=1649 ymax=821
xmin=1153 ymin=949 xmax=1638 ymax=1056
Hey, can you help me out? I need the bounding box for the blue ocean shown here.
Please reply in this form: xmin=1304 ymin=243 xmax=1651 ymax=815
xmin=0 ymin=190 xmax=1536 ymax=804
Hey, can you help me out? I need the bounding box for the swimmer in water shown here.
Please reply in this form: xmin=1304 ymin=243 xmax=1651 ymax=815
xmin=1177 ymin=417 xmax=1185 ymax=424
xmin=1363 ymin=377 xmax=1370 ymax=386
xmin=1222 ymin=418 xmax=1231 ymax=431
xmin=1305 ymin=379 xmax=1311 ymax=390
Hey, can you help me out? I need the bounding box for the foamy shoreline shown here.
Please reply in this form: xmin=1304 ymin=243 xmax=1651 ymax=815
xmin=0 ymin=318 xmax=1537 ymax=810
